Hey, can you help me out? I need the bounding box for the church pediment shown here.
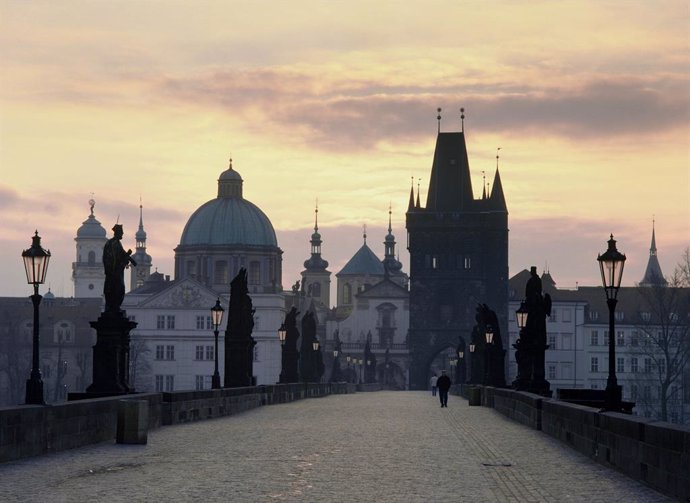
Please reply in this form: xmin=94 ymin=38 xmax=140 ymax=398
xmin=357 ymin=279 xmax=408 ymax=299
xmin=139 ymin=278 xmax=221 ymax=309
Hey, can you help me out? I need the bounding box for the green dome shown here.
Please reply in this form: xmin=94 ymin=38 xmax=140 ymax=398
xmin=180 ymin=197 xmax=277 ymax=247
xmin=179 ymin=163 xmax=277 ymax=248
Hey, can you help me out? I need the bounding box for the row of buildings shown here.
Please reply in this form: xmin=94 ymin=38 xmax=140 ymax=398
xmin=1 ymin=123 xmax=687 ymax=424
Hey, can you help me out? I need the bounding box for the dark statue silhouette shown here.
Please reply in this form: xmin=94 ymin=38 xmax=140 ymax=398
xmin=103 ymin=224 xmax=136 ymax=314
xmin=279 ymin=307 xmax=300 ymax=383
xmin=224 ymin=268 xmax=256 ymax=388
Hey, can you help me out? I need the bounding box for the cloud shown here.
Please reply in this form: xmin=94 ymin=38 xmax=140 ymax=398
xmin=157 ymin=69 xmax=689 ymax=151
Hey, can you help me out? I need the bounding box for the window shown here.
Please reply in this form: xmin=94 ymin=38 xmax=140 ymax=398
xmin=164 ymin=375 xmax=174 ymax=392
xmin=603 ymin=331 xmax=609 ymax=346
xmin=644 ymin=358 xmax=652 ymax=373
xmin=630 ymin=384 xmax=638 ymax=400
xmin=548 ymin=334 xmax=557 ymax=350
xmin=54 ymin=322 xmax=73 ymax=344
xmin=562 ymin=363 xmax=572 ymax=379
xmin=310 ymin=282 xmax=321 ymax=298
xmin=591 ymin=383 xmax=599 ymax=390
xmin=432 ymin=256 xmax=438 ymax=269
xmin=616 ymin=331 xmax=625 ymax=347
xmin=591 ymin=357 xmax=599 ymax=373
xmin=88 ymin=250 xmax=96 ymax=265
xmin=561 ymin=333 xmax=572 ymax=350
xmin=562 ymin=309 xmax=571 ymax=322
xmin=166 ymin=316 xmax=175 ymax=329
xmin=195 ymin=375 xmax=205 ymax=391
xmin=590 ymin=331 xmax=599 ymax=346
xmin=630 ymin=331 xmax=639 ymax=347
xmin=155 ymin=375 xmax=164 ymax=391
xmin=187 ymin=260 xmax=196 ymax=278
xmin=249 ymin=261 xmax=261 ymax=285
xmin=156 ymin=345 xmax=165 ymax=360
xmin=614 ymin=311 xmax=624 ymax=321
xmin=165 ymin=345 xmax=175 ymax=360
xmin=550 ymin=309 xmax=557 ymax=322
xmin=196 ymin=316 xmax=205 ymax=330
xmin=464 ymin=257 xmax=471 ymax=270
xmin=547 ymin=364 xmax=556 ymax=380
xmin=643 ymin=385 xmax=651 ymax=400
xmin=195 ymin=345 xmax=204 ymax=360
xmin=631 ymin=357 xmax=638 ymax=373
xmin=206 ymin=345 xmax=214 ymax=360
xmin=343 ymin=284 xmax=352 ymax=304
xmin=253 ymin=346 xmax=259 ymax=362
xmin=617 ymin=357 xmax=625 ymax=373
xmin=214 ymin=260 xmax=228 ymax=284
xmin=669 ymin=312 xmax=679 ymax=322
xmin=641 ymin=312 xmax=651 ymax=322
xmin=128 ymin=315 xmax=136 ymax=322
xmin=157 ymin=315 xmax=165 ymax=329
xmin=589 ymin=310 xmax=599 ymax=321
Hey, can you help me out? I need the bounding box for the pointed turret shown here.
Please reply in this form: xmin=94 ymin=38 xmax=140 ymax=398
xmin=488 ymin=168 xmax=507 ymax=212
xmin=303 ymin=204 xmax=329 ymax=272
xmin=407 ymin=178 xmax=415 ymax=212
xmin=301 ymin=204 xmax=331 ymax=306
xmin=425 ymin=132 xmax=474 ymax=212
xmin=130 ymin=202 xmax=153 ymax=290
xmin=640 ymin=221 xmax=667 ymax=286
xmin=383 ymin=205 xmax=403 ymax=276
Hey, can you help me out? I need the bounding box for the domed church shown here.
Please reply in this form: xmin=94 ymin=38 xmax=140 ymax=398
xmin=174 ymin=159 xmax=283 ymax=295
xmin=124 ymin=159 xmax=285 ymax=390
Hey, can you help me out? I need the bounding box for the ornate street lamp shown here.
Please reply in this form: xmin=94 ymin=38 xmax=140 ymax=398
xmin=210 ymin=298 xmax=224 ymax=389
xmin=312 ymin=339 xmax=320 ymax=351
xmin=22 ymin=231 xmax=51 ymax=405
xmin=598 ymin=234 xmax=626 ymax=411
xmin=278 ymin=323 xmax=287 ymax=346
xmin=515 ymin=302 xmax=529 ymax=330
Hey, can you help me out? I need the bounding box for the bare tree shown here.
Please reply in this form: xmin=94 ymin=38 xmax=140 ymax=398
xmin=633 ymin=250 xmax=690 ymax=423
xmin=0 ymin=314 xmax=31 ymax=406
xmin=129 ymin=333 xmax=152 ymax=391
xmin=75 ymin=351 xmax=91 ymax=391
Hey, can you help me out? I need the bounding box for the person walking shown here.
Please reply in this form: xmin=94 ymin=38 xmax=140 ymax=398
xmin=430 ymin=373 xmax=438 ymax=396
xmin=436 ymin=370 xmax=451 ymax=407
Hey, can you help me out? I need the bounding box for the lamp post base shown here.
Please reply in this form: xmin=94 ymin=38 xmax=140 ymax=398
xmin=211 ymin=373 xmax=221 ymax=389
xmin=25 ymin=377 xmax=44 ymax=405
xmin=603 ymin=383 xmax=623 ymax=412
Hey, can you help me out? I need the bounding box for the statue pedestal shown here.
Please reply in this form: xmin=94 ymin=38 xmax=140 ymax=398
xmin=86 ymin=311 xmax=137 ymax=395
xmin=224 ymin=337 xmax=255 ymax=388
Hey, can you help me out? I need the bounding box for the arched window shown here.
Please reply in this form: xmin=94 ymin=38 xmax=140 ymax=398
xmin=187 ymin=260 xmax=196 ymax=278
xmin=343 ymin=283 xmax=352 ymax=304
xmin=311 ymin=282 xmax=321 ymax=298
xmin=249 ymin=261 xmax=261 ymax=285
xmin=54 ymin=321 xmax=74 ymax=343
xmin=88 ymin=251 xmax=96 ymax=265
xmin=214 ymin=261 xmax=228 ymax=284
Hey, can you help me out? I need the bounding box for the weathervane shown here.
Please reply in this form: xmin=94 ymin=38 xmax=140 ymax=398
xmin=460 ymin=107 xmax=465 ymax=132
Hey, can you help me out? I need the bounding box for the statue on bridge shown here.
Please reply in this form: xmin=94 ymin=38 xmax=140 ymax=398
xmin=514 ymin=266 xmax=552 ymax=395
xmin=103 ymin=224 xmax=137 ymax=314
xmin=279 ymin=307 xmax=300 ymax=383
xmin=224 ymin=268 xmax=256 ymax=388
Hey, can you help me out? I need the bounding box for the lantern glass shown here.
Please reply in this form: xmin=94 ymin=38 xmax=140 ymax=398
xmin=458 ymin=351 xmax=464 ymax=359
xmin=313 ymin=340 xmax=320 ymax=351
xmin=210 ymin=298 xmax=224 ymax=330
xmin=346 ymin=355 xmax=351 ymax=363
xmin=597 ymin=234 xmax=626 ymax=299
xmin=515 ymin=302 xmax=529 ymax=329
xmin=469 ymin=343 xmax=475 ymax=353
xmin=22 ymin=231 xmax=51 ymax=285
xmin=485 ymin=327 xmax=494 ymax=344
xmin=278 ymin=323 xmax=287 ymax=345
xmin=333 ymin=349 xmax=339 ymax=358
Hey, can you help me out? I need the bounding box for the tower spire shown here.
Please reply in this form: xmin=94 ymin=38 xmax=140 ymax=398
xmin=408 ymin=176 xmax=415 ymax=211
xmin=640 ymin=218 xmax=666 ymax=286
xmin=437 ymin=108 xmax=442 ymax=134
xmin=314 ymin=199 xmax=319 ymax=232
xmin=416 ymin=178 xmax=421 ymax=208
xmin=460 ymin=107 xmax=465 ymax=133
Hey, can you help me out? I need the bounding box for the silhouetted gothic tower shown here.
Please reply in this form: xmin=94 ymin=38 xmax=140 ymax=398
xmin=406 ymin=122 xmax=508 ymax=390
xmin=130 ymin=203 xmax=153 ymax=290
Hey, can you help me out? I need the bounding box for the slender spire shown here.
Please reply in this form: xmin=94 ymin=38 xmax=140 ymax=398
xmin=314 ymin=199 xmax=319 ymax=232
xmin=640 ymin=219 xmax=667 ymax=286
xmin=135 ymin=199 xmax=147 ymax=249
xmin=408 ymin=176 xmax=415 ymax=211
xmin=488 ymin=167 xmax=507 ymax=211
xmin=363 ymin=224 xmax=367 ymax=244
xmin=482 ymin=171 xmax=486 ymax=199
xmin=460 ymin=107 xmax=465 ymax=133
xmin=437 ymin=108 xmax=442 ymax=133
xmin=416 ymin=178 xmax=421 ymax=208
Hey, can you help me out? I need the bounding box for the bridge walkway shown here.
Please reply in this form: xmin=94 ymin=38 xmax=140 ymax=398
xmin=0 ymin=391 xmax=671 ymax=502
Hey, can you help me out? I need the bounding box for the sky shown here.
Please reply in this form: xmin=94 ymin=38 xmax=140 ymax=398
xmin=1 ymin=1 xmax=688 ymax=299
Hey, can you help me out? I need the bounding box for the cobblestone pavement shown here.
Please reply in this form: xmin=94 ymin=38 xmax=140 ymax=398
xmin=0 ymin=391 xmax=672 ymax=503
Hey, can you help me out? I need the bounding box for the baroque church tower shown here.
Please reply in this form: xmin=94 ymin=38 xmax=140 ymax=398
xmin=130 ymin=203 xmax=153 ymax=290
xmin=301 ymin=204 xmax=331 ymax=308
xmin=72 ymin=198 xmax=107 ymax=298
xmin=405 ymin=111 xmax=508 ymax=389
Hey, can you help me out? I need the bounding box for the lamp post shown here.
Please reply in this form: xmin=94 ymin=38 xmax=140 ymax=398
xmin=346 ymin=355 xmax=352 ymax=383
xmin=457 ymin=350 xmax=464 ymax=384
xmin=512 ymin=301 xmax=530 ymax=390
xmin=597 ymin=234 xmax=626 ymax=411
xmin=469 ymin=343 xmax=476 ymax=384
xmin=358 ymin=358 xmax=363 ymax=384
xmin=22 ymin=231 xmax=51 ymax=405
xmin=210 ymin=298 xmax=224 ymax=389
xmin=278 ymin=323 xmax=287 ymax=346
xmin=484 ymin=326 xmax=494 ymax=385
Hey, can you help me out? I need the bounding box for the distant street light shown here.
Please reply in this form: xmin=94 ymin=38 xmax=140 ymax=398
xmin=278 ymin=323 xmax=287 ymax=346
xmin=22 ymin=231 xmax=51 ymax=405
xmin=484 ymin=325 xmax=494 ymax=385
xmin=598 ymin=234 xmax=626 ymax=411
xmin=210 ymin=298 xmax=224 ymax=389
